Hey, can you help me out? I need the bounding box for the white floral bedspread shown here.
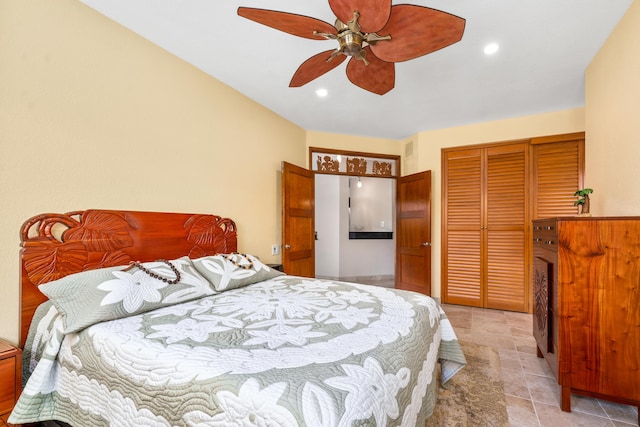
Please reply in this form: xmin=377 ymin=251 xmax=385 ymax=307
xmin=10 ymin=276 xmax=465 ymax=427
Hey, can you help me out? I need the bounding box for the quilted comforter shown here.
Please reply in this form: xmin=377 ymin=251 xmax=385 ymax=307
xmin=10 ymin=276 xmax=465 ymax=426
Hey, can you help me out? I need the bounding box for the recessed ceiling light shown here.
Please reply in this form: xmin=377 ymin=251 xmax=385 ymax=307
xmin=315 ymin=88 xmax=328 ymax=97
xmin=484 ymin=43 xmax=499 ymax=55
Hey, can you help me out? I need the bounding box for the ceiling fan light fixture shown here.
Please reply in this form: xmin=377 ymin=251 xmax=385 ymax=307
xmin=331 ymin=16 xmax=374 ymax=65
xmin=339 ymin=31 xmax=364 ymax=56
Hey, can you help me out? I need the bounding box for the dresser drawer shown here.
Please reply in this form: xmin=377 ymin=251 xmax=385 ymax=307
xmin=533 ymin=220 xmax=558 ymax=251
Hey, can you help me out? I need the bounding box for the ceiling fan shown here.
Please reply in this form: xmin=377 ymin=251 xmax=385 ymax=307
xmin=237 ymin=0 xmax=465 ymax=95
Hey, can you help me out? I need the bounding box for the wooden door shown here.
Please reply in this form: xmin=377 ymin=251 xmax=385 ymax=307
xmin=442 ymin=148 xmax=483 ymax=306
xmin=531 ymin=133 xmax=585 ymax=219
xmin=485 ymin=143 xmax=528 ymax=311
xmin=282 ymin=161 xmax=315 ymax=277
xmin=443 ymin=143 xmax=528 ymax=311
xmin=396 ymin=171 xmax=432 ymax=295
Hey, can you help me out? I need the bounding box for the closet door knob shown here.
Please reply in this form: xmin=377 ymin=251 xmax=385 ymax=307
xmin=284 ymin=244 xmax=292 ymax=250
xmin=421 ymin=242 xmax=431 ymax=247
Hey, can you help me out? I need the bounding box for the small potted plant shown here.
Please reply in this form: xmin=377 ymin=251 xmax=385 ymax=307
xmin=574 ymin=188 xmax=593 ymax=216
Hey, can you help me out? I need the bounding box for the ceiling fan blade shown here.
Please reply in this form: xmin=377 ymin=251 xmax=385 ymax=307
xmin=329 ymin=0 xmax=391 ymax=33
xmin=346 ymin=47 xmax=394 ymax=95
xmin=370 ymin=5 xmax=465 ymax=63
xmin=290 ymin=50 xmax=347 ymax=87
xmin=238 ymin=7 xmax=336 ymax=40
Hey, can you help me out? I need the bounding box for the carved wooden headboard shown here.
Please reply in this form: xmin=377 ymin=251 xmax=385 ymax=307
xmin=19 ymin=209 xmax=237 ymax=347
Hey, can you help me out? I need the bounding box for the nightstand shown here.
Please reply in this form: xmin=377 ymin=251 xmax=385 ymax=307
xmin=0 ymin=339 xmax=21 ymax=427
xmin=267 ymin=264 xmax=283 ymax=272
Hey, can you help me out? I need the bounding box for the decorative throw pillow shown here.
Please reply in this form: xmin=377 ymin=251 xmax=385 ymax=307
xmin=192 ymin=253 xmax=284 ymax=292
xmin=39 ymin=256 xmax=214 ymax=333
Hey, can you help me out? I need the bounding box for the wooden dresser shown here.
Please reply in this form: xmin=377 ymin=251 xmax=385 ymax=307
xmin=532 ymin=217 xmax=640 ymax=418
xmin=0 ymin=339 xmax=21 ymax=426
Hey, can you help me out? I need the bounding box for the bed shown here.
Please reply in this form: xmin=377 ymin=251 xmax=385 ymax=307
xmin=10 ymin=209 xmax=466 ymax=427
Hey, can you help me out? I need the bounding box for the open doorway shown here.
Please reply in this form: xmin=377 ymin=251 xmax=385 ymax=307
xmin=309 ymin=147 xmax=400 ymax=288
xmin=315 ymin=174 xmax=395 ymax=288
xmin=284 ymin=148 xmax=431 ymax=295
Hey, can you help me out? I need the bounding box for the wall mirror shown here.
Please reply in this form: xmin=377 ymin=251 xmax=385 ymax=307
xmin=349 ymin=177 xmax=394 ymax=239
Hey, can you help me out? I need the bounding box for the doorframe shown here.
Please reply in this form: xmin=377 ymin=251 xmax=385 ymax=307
xmin=309 ymin=147 xmax=401 ymax=281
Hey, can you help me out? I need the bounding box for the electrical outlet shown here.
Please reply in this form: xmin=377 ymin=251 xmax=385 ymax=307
xmin=271 ymin=244 xmax=280 ymax=255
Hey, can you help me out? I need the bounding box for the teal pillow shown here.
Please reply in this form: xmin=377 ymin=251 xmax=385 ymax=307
xmin=39 ymin=256 xmax=214 ymax=333
xmin=192 ymin=253 xmax=284 ymax=291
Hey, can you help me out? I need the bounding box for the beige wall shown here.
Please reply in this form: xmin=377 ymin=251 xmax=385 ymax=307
xmin=406 ymin=109 xmax=586 ymax=299
xmin=0 ymin=0 xmax=307 ymax=345
xmin=586 ymin=0 xmax=640 ymax=216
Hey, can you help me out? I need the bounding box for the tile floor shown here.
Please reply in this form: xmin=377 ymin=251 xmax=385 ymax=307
xmin=441 ymin=303 xmax=639 ymax=427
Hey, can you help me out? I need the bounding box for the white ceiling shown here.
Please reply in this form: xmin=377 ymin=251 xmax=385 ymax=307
xmin=80 ymin=0 xmax=633 ymax=140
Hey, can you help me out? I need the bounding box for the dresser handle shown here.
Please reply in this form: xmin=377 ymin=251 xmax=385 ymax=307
xmin=533 ymin=238 xmax=541 ymax=242
xmin=544 ymin=240 xmax=555 ymax=245
xmin=544 ymin=226 xmax=554 ymax=231
xmin=534 ymin=226 xmax=540 ymax=231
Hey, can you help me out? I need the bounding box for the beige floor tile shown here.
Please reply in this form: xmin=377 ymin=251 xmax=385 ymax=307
xmin=472 ymin=318 xmax=514 ymax=334
xmin=535 ymin=401 xmax=615 ymax=426
xmin=598 ymin=399 xmax=639 ymax=425
xmin=510 ymin=325 xmax=534 ymax=337
xmin=525 ymin=373 xmax=561 ymax=406
xmin=612 ymin=421 xmax=639 ymax=427
xmin=506 ymin=395 xmax=540 ymax=427
xmin=504 ymin=312 xmax=534 ymax=330
xmin=570 ymin=395 xmax=608 ymax=418
xmin=442 ymin=311 xmax=472 ymax=329
xmin=498 ymin=348 xmax=523 ymax=370
xmin=441 ymin=303 xmax=471 ymax=314
xmin=502 ymin=367 xmax=531 ymax=400
xmin=519 ymin=353 xmax=555 ymax=378
xmin=514 ymin=340 xmax=538 ymax=355
xmin=472 ymin=307 xmax=508 ymax=322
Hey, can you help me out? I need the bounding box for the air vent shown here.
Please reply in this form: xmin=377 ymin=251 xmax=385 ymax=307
xmin=405 ymin=140 xmax=414 ymax=157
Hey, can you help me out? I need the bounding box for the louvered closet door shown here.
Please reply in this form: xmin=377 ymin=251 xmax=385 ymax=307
xmin=532 ymin=135 xmax=585 ymax=219
xmin=443 ymin=135 xmax=582 ymax=312
xmin=442 ymin=148 xmax=483 ymax=307
xmin=485 ymin=143 xmax=528 ymax=311
xmin=443 ymin=143 xmax=529 ymax=311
